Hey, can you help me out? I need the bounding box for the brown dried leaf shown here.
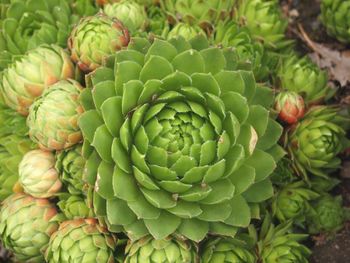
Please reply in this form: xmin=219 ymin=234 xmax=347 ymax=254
xmin=312 ymin=234 xmax=328 ymax=246
xmin=298 ymin=24 xmax=350 ymax=87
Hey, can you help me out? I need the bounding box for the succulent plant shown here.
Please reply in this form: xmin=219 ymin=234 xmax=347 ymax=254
xmin=0 ymin=193 xmax=60 ymax=262
xmin=56 ymin=144 xmax=86 ymax=195
xmin=19 ymin=149 xmax=62 ymax=198
xmin=0 ymin=0 xmax=84 ymax=70
xmin=274 ymin=91 xmax=305 ymax=124
xmin=68 ymin=13 xmax=130 ymax=72
xmin=285 ymin=106 xmax=350 ymax=178
xmin=272 ymin=181 xmax=319 ymax=224
xmin=270 ymin=158 xmax=296 ymax=187
xmin=320 ymin=0 xmax=350 ymax=44
xmin=160 ymin=0 xmax=235 ymax=28
xmin=0 ymin=0 xmax=10 ymax=25
xmin=79 ymin=36 xmax=284 ymax=241
xmin=307 ymin=195 xmax=348 ymax=235
xmin=278 ymin=55 xmax=329 ymax=104
xmin=68 ymin=0 xmax=98 ymax=17
xmin=0 ymin=44 xmax=75 ymax=116
xmin=201 ymin=236 xmax=256 ymax=263
xmin=251 ymin=215 xmax=311 ymax=263
xmin=104 ymin=0 xmax=148 ymax=34
xmin=235 ymin=0 xmax=292 ymax=50
xmin=146 ymin=5 xmax=169 ymax=36
xmin=213 ymin=20 xmax=269 ymax=81
xmin=0 ymin=102 xmax=35 ymax=200
xmin=57 ymin=194 xmax=94 ymax=220
xmin=167 ymin=22 xmax=205 ymax=40
xmin=46 ymin=218 xmax=117 ymax=263
xmin=309 ymin=176 xmax=340 ymax=194
xmin=124 ymin=235 xmax=198 ymax=262
xmin=27 ymin=79 xmax=83 ymax=151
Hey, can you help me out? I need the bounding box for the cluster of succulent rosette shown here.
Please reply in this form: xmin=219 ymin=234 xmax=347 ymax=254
xmin=0 ymin=0 xmax=348 ymax=262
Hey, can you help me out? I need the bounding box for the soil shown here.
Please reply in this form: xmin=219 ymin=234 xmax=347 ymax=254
xmin=311 ymin=227 xmax=350 ymax=263
xmin=0 ymin=245 xmax=11 ymax=262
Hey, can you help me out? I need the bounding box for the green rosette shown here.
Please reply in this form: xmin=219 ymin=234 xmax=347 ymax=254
xmin=124 ymin=235 xmax=198 ymax=262
xmin=286 ymin=106 xmax=350 ymax=179
xmin=79 ymin=36 xmax=284 ymax=241
xmin=321 ymin=0 xmax=350 ymax=43
xmin=201 ymin=236 xmax=256 ymax=263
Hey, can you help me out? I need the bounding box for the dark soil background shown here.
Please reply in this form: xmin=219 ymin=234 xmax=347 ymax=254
xmin=0 ymin=246 xmax=11 ymax=262
xmin=281 ymin=0 xmax=350 ymax=262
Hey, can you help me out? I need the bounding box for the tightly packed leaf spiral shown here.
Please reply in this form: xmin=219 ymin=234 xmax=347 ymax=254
xmin=0 ymin=193 xmax=60 ymax=262
xmin=79 ymin=35 xmax=284 ymax=241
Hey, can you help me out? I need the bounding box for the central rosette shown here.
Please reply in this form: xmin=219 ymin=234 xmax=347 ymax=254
xmin=129 ymin=99 xmax=222 ymax=186
xmin=79 ymin=37 xmax=282 ymax=242
xmin=112 ymin=88 xmax=232 ymax=219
